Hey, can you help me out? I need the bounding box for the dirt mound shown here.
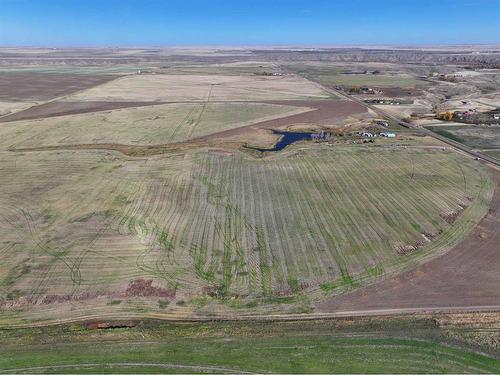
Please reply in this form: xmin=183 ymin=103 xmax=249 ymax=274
xmin=41 ymin=295 xmax=72 ymax=304
xmin=40 ymin=292 xmax=106 ymax=305
xmin=125 ymin=279 xmax=176 ymax=298
xmin=86 ymin=321 xmax=138 ymax=330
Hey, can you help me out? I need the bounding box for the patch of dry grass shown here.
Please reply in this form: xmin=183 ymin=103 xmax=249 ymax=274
xmin=66 ymin=74 xmax=331 ymax=102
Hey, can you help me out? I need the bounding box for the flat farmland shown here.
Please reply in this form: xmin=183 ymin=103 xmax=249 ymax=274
xmin=317 ymin=169 xmax=500 ymax=313
xmin=0 ymin=102 xmax=310 ymax=148
xmin=0 ymin=101 xmax=35 ymax=117
xmin=484 ymin=150 xmax=500 ymax=160
xmin=66 ymin=74 xmax=332 ymax=102
xmin=2 ymin=317 xmax=499 ymax=373
xmin=0 ymin=65 xmax=154 ymax=75
xmin=427 ymin=124 xmax=500 ymax=152
xmin=0 ymin=72 xmax=118 ymax=101
xmin=0 ymin=101 xmax=164 ymax=122
xmin=3 ymin=335 xmax=498 ymax=373
xmin=313 ymin=73 xmax=423 ymax=88
xmin=0 ymin=144 xmax=492 ymax=324
xmin=289 ymin=65 xmax=426 ymax=89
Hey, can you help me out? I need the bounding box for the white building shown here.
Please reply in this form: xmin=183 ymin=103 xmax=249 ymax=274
xmin=379 ymin=132 xmax=396 ymax=138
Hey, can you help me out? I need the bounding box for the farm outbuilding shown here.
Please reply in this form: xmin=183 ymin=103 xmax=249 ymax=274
xmin=379 ymin=132 xmax=396 ymax=138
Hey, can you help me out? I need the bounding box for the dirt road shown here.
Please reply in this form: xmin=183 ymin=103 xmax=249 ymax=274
xmin=303 ymin=75 xmax=500 ymax=168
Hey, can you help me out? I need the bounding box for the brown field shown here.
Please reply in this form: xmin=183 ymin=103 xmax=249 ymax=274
xmin=0 ymin=73 xmax=118 ymax=101
xmin=0 ymin=102 xmax=309 ymax=149
xmin=0 ymin=101 xmax=35 ymax=117
xmin=0 ymin=101 xmax=165 ymax=122
xmin=197 ymin=100 xmax=368 ymax=142
xmin=316 ymin=168 xmax=500 ymax=313
xmin=65 ymin=74 xmax=332 ymax=102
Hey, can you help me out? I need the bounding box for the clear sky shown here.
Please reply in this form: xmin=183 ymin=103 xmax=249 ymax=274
xmin=1 ymin=0 xmax=499 ymax=46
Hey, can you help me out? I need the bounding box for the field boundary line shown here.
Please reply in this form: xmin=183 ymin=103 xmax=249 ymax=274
xmin=1 ymin=363 xmax=254 ymax=374
xmin=0 ymin=74 xmax=126 ymax=122
xmin=2 ymin=305 xmax=500 ymax=329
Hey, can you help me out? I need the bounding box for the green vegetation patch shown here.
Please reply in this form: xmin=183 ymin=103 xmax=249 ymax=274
xmin=1 ymin=317 xmax=499 ymax=373
xmin=0 ymin=145 xmax=493 ymax=323
xmin=427 ymin=125 xmax=500 ymax=150
xmin=290 ymin=64 xmax=425 ymax=88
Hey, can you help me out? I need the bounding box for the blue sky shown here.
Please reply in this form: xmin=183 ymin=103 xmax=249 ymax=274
xmin=1 ymin=0 xmax=499 ymax=46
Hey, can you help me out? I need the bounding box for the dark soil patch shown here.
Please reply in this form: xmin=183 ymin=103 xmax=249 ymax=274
xmin=0 ymin=101 xmax=164 ymax=122
xmin=196 ymin=100 xmax=367 ymax=141
xmin=316 ymin=170 xmax=500 ymax=312
xmin=440 ymin=209 xmax=463 ymax=225
xmin=85 ymin=321 xmax=138 ymax=330
xmin=0 ymin=73 xmax=118 ymax=102
xmin=125 ymin=279 xmax=176 ymax=298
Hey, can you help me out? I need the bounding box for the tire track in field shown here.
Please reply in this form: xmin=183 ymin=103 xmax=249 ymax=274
xmin=19 ymin=209 xmax=78 ymax=300
xmin=169 ymin=104 xmax=199 ymax=142
xmin=2 ymin=363 xmax=255 ymax=374
xmin=186 ymin=84 xmax=213 ymax=140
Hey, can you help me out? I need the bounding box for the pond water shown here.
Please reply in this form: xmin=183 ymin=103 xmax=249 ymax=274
xmin=253 ymin=130 xmax=319 ymax=152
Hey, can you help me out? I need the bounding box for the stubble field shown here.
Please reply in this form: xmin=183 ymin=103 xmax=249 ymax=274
xmin=0 ymin=102 xmax=310 ymax=148
xmin=0 ymin=143 xmax=492 ymax=323
xmin=0 ymin=48 xmax=499 ymax=373
xmin=65 ymin=74 xmax=332 ymax=102
xmin=0 ymin=65 xmax=495 ymax=325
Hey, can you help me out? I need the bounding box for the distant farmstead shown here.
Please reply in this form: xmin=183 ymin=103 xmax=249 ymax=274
xmin=379 ymin=132 xmax=396 ymax=138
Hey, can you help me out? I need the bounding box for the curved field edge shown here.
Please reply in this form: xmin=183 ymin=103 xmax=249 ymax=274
xmin=311 ymin=164 xmax=495 ymax=299
xmin=0 ymin=146 xmax=495 ymax=324
xmin=187 ymin=148 xmax=495 ymax=312
xmin=1 ymin=336 xmax=498 ymax=373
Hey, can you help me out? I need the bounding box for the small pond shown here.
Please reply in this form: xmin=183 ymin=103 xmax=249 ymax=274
xmin=252 ymin=130 xmax=331 ymax=152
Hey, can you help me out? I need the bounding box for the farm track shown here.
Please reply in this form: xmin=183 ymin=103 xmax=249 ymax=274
xmin=300 ymin=74 xmax=500 ymax=169
xmin=186 ymin=84 xmax=213 ymax=139
xmin=3 ymin=306 xmax=500 ymax=329
xmin=1 ymin=363 xmax=254 ymax=374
